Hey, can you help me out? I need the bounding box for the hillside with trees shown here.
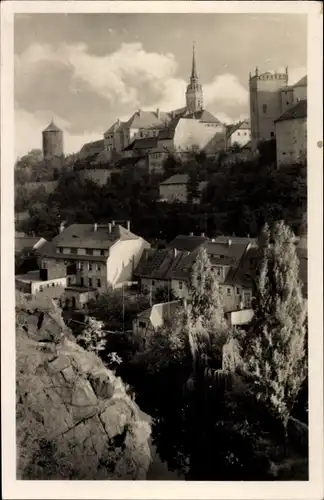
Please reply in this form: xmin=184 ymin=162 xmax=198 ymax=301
xmin=15 ymin=147 xmax=306 ymax=244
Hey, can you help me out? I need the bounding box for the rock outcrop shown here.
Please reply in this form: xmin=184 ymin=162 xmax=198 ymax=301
xmin=16 ymin=292 xmax=152 ymax=480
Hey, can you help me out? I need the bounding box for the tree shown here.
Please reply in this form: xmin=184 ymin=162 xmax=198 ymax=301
xmin=77 ymin=316 xmax=107 ymax=355
xmin=153 ymin=284 xmax=177 ymax=304
xmin=189 ymin=246 xmax=226 ymax=332
xmin=246 ymin=221 xmax=308 ymax=446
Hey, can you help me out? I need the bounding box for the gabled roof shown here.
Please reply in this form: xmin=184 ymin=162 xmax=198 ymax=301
xmin=227 ymin=120 xmax=250 ymax=137
xmin=130 ymin=137 xmax=158 ymax=151
xmin=38 ymin=224 xmax=140 ymax=255
xmin=168 ymin=234 xmax=208 ymax=252
xmin=275 ymin=100 xmax=307 ymax=122
xmin=104 ymin=121 xmax=128 ymax=135
xmin=134 ymin=247 xmax=196 ymax=281
xmin=43 ymin=121 xmax=62 ymax=133
xmin=293 ymin=75 xmax=307 ymax=87
xmin=184 ymin=109 xmax=221 ymax=124
xmin=126 ymin=110 xmax=171 ymax=129
xmin=160 ymin=174 xmax=189 ymax=185
xmin=80 ymin=140 xmax=105 ymax=158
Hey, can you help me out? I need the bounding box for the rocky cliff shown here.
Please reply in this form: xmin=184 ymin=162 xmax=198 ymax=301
xmin=16 ymin=292 xmax=152 ymax=480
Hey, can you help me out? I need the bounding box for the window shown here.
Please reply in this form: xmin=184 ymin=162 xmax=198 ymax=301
xmin=59 ymin=247 xmax=63 ymax=253
xmin=79 ymin=262 xmax=84 ymax=271
xmin=100 ymin=249 xmax=105 ymax=256
xmin=97 ymin=279 xmax=101 ymax=288
xmin=237 ymin=132 xmax=240 ymax=136
xmin=80 ymin=277 xmax=84 ymax=286
xmin=270 ymin=132 xmax=275 ymax=138
xmin=86 ymin=249 xmax=93 ymax=255
xmin=88 ymin=278 xmax=92 ymax=287
xmin=88 ymin=263 xmax=92 ymax=271
xmin=68 ymin=277 xmax=71 ymax=285
xmin=152 ymin=280 xmax=155 ymax=286
xmin=96 ymin=264 xmax=101 ymax=271
xmin=140 ymin=131 xmax=143 ymax=138
xmin=139 ymin=321 xmax=146 ymax=328
xmin=227 ymin=287 xmax=232 ymax=296
xmin=236 ymin=287 xmax=240 ymax=295
xmin=215 ymin=267 xmax=222 ymax=277
xmin=179 ymin=281 xmax=183 ymax=290
xmin=71 ymin=248 xmax=77 ymax=254
xmin=262 ymin=104 xmax=267 ymax=114
xmin=52 ymin=283 xmax=55 ymax=287
xmin=286 ymin=101 xmax=290 ymax=106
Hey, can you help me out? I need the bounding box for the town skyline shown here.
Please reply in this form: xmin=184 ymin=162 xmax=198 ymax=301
xmin=15 ymin=13 xmax=307 ymax=158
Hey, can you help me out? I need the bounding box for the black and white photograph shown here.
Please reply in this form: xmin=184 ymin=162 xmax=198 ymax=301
xmin=1 ymin=1 xmax=323 ymax=499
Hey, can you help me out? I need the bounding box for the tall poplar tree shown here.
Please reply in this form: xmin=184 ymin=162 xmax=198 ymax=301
xmin=247 ymin=221 xmax=308 ymax=441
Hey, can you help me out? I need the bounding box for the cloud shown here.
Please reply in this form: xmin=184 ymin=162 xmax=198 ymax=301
xmin=15 ymin=41 xmax=251 ymax=154
xmin=204 ymin=74 xmax=249 ymax=107
xmin=15 ymin=107 xmax=101 ymax=158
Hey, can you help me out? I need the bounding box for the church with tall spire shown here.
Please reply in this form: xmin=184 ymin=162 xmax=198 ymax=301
xmin=185 ymin=42 xmax=204 ymax=114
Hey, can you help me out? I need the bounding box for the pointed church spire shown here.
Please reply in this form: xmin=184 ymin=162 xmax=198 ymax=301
xmin=191 ymin=41 xmax=198 ymax=79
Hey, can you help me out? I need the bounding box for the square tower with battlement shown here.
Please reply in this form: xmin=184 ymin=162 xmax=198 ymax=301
xmin=249 ymin=68 xmax=289 ymax=151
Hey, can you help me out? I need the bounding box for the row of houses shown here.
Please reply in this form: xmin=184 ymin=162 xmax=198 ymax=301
xmin=15 ymin=222 xmax=308 ymax=336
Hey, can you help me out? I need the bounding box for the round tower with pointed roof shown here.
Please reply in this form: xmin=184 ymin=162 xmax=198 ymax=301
xmin=42 ymin=119 xmax=64 ymax=160
xmin=185 ymin=42 xmax=203 ymax=114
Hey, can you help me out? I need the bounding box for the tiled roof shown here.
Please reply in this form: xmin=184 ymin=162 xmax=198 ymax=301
xmin=227 ymin=120 xmax=250 ymax=137
xmin=126 ymin=110 xmax=171 ymax=129
xmin=131 ymin=137 xmax=159 ymax=150
xmin=294 ymin=75 xmax=307 ymax=87
xmin=184 ymin=109 xmax=221 ymax=124
xmin=38 ymin=224 xmax=140 ymax=253
xmin=104 ymin=121 xmax=128 ymax=135
xmin=80 ymin=140 xmax=105 ymax=157
xmin=160 ymin=174 xmax=189 ymax=186
xmin=43 ymin=121 xmax=62 ymax=133
xmin=275 ymin=100 xmax=307 ymax=122
xmin=204 ymin=239 xmax=252 ymax=267
xmin=168 ymin=234 xmax=208 ymax=252
xmin=134 ymin=248 xmax=196 ymax=281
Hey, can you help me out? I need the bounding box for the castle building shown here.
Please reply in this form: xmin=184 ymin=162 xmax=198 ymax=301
xmin=249 ymin=68 xmax=307 ymax=152
xmin=42 ymin=120 xmax=64 ymax=160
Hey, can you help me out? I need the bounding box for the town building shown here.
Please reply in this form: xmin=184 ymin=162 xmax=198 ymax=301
xmin=274 ymin=100 xmax=307 ymax=166
xmin=42 ymin=120 xmax=64 ymax=161
xmin=35 ymin=221 xmax=150 ymax=307
xmin=226 ymin=120 xmax=251 ymax=149
xmin=134 ymin=247 xmax=196 ymax=300
xmin=132 ymin=300 xmax=182 ymax=339
xmin=249 ymin=68 xmax=307 ymax=153
xmin=159 ymin=174 xmax=207 ymax=204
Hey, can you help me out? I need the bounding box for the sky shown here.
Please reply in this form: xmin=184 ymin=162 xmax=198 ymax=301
xmin=14 ymin=13 xmax=307 ymax=158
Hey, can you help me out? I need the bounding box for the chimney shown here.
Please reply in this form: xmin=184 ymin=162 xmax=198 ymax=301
xmin=126 ymin=220 xmax=130 ymax=231
xmin=94 ymin=223 xmax=98 ymax=232
xmin=201 ymin=232 xmax=205 ymax=237
xmin=173 ymin=248 xmax=178 ymax=259
xmin=156 ymin=108 xmax=160 ymax=119
xmin=112 ymin=220 xmax=116 ymax=227
xmin=228 ymin=239 xmax=232 ymax=247
xmin=108 ymin=222 xmax=112 ymax=233
xmin=59 ymin=222 xmax=65 ymax=234
xmin=189 ymin=232 xmax=194 ymax=236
